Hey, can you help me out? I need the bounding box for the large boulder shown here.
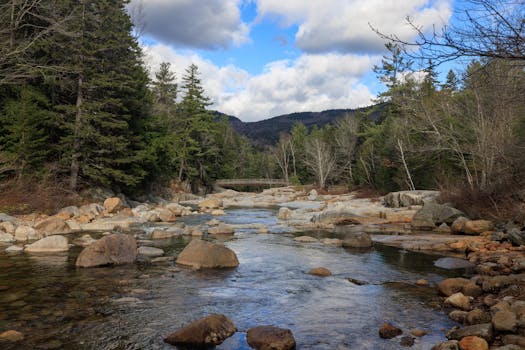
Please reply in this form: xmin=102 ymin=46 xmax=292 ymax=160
xmin=103 ymin=197 xmax=125 ymax=214
xmin=14 ymin=226 xmax=41 ymax=241
xmin=411 ymin=202 xmax=464 ymax=230
xmin=56 ymin=206 xmax=80 ymax=220
xmin=198 ymin=198 xmax=223 ymax=210
xmin=25 ymin=235 xmax=69 ymax=253
xmin=459 ymin=336 xmax=488 ymax=350
xmin=342 ymin=232 xmax=372 ymax=248
xmin=176 ymin=239 xmax=239 ymax=269
xmin=383 ymin=190 xmax=439 ymax=208
xmin=34 ymin=217 xmax=72 ymax=235
xmin=438 ymin=278 xmax=482 ymax=297
xmin=246 ymin=325 xmax=296 ymax=350
xmin=163 ymin=314 xmax=236 ymax=347
xmin=508 ymin=228 xmax=525 ymax=246
xmin=0 ymin=232 xmax=15 ymax=243
xmin=463 ymin=220 xmax=494 ymax=235
xmin=158 ymin=208 xmax=177 ymax=222
xmin=75 ymin=233 xmax=137 ymax=268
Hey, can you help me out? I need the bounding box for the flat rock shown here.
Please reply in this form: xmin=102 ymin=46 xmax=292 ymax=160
xmin=137 ymin=246 xmax=164 ymax=257
xmin=446 ymin=323 xmax=493 ymax=342
xmin=246 ymin=325 xmax=296 ymax=350
xmin=294 ymin=236 xmax=318 ymax=243
xmin=75 ymin=233 xmax=137 ymax=268
xmin=25 ymin=235 xmax=69 ymax=253
xmin=434 ymin=257 xmax=475 ymax=270
xmin=34 ymin=217 xmax=72 ymax=235
xmin=176 ymin=239 xmax=239 ymax=269
xmin=164 ymin=314 xmax=236 ymax=347
xmin=208 ymin=224 xmax=234 ymax=235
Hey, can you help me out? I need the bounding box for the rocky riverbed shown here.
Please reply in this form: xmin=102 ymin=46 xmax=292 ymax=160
xmin=0 ymin=187 xmax=524 ymax=349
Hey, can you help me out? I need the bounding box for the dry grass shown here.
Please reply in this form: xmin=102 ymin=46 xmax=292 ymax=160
xmin=0 ymin=178 xmax=82 ymax=215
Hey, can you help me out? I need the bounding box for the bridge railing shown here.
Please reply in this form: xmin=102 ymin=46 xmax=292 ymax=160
xmin=215 ymin=178 xmax=289 ymax=187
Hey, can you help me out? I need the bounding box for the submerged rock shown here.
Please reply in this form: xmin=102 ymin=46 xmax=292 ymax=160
xmin=137 ymin=246 xmax=164 ymax=258
xmin=342 ymin=232 xmax=372 ymax=248
xmin=293 ymin=236 xmax=318 ymax=243
xmin=379 ymin=323 xmax=403 ymax=339
xmin=308 ymin=267 xmax=332 ymax=277
xmin=208 ymin=223 xmax=234 ymax=235
xmin=163 ymin=314 xmax=236 ymax=347
xmin=75 ymin=233 xmax=137 ymax=268
xmin=246 ymin=325 xmax=296 ymax=350
xmin=434 ymin=257 xmax=475 ymax=270
xmin=176 ymin=239 xmax=239 ymax=269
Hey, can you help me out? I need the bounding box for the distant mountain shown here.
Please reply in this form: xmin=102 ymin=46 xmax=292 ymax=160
xmin=213 ymin=105 xmax=383 ymax=146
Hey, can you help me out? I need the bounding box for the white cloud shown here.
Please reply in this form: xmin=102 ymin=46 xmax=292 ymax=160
xmin=144 ymin=44 xmax=377 ymax=122
xmin=129 ymin=0 xmax=250 ymax=49
xmin=256 ymin=0 xmax=452 ymax=54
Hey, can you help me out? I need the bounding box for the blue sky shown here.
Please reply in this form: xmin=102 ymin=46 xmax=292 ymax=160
xmin=129 ymin=0 xmax=453 ymax=121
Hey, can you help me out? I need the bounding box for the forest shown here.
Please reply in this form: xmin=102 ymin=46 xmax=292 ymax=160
xmin=0 ymin=0 xmax=524 ymax=220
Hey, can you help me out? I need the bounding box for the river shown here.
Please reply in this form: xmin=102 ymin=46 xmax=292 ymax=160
xmin=0 ymin=208 xmax=464 ymax=349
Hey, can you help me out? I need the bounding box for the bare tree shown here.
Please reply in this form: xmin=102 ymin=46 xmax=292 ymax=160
xmin=334 ymin=114 xmax=359 ymax=183
xmin=303 ymin=137 xmax=337 ymax=189
xmin=271 ymin=133 xmax=292 ymax=184
xmin=373 ymin=0 xmax=525 ymax=64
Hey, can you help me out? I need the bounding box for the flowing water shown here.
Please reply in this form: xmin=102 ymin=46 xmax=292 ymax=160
xmin=0 ymin=208 xmax=465 ymax=349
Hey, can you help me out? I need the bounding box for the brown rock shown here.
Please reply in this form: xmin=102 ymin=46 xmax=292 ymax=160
xmin=432 ymin=340 xmax=460 ymax=350
xmin=445 ymin=292 xmax=472 ymax=311
xmin=246 ymin=325 xmax=296 ymax=350
xmin=492 ymin=310 xmax=517 ymax=332
xmin=25 ymin=235 xmax=69 ymax=253
xmin=176 ymin=239 xmax=239 ymax=269
xmin=459 ymin=336 xmax=488 ymax=350
xmin=451 ymin=217 xmax=469 ymax=233
xmin=449 ymin=310 xmax=469 ymax=323
xmin=163 ymin=314 xmax=236 ymax=347
xmin=75 ymin=233 xmax=137 ymax=268
xmin=463 ymin=220 xmax=494 ymax=235
xmin=502 ymin=335 xmax=525 ymax=347
xmin=379 ymin=323 xmax=403 ymax=339
xmin=0 ymin=330 xmax=24 ymax=342
xmin=158 ymin=209 xmax=177 ymax=222
xmin=416 ymin=279 xmax=429 ymax=286
xmin=438 ymin=278 xmax=481 ymax=297
xmin=199 ymin=198 xmax=223 ymax=210
xmin=208 ymin=224 xmax=234 ymax=235
xmin=308 ymin=267 xmax=332 ymax=277
xmin=103 ymin=197 xmax=124 ymax=214
xmin=446 ymin=323 xmax=493 ymax=342
xmin=411 ymin=329 xmax=427 ymax=337
xmin=294 ymin=236 xmax=318 ymax=243
xmin=466 ymin=308 xmax=491 ymax=325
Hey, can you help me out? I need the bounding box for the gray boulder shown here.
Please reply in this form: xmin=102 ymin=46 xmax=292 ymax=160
xmin=383 ymin=190 xmax=439 ymax=208
xmin=412 ymin=202 xmax=464 ymax=230
xmin=508 ymin=228 xmax=525 ymax=246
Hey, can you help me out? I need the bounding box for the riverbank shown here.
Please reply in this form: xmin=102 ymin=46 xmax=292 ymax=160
xmin=1 ymin=186 xmax=524 ymax=349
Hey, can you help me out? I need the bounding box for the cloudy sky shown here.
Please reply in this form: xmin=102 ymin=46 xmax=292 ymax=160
xmin=128 ymin=0 xmax=452 ymax=122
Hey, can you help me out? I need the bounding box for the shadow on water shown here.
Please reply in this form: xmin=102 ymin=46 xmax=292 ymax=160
xmin=0 ymin=208 xmax=464 ymax=350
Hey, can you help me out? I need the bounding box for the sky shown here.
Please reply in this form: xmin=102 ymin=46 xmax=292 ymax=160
xmin=128 ymin=0 xmax=453 ymax=122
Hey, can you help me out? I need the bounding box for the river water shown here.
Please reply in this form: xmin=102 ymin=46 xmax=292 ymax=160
xmin=0 ymin=208 xmax=464 ymax=349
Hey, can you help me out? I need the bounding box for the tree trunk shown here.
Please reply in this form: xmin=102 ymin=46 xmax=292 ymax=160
xmin=69 ymin=74 xmax=82 ymax=190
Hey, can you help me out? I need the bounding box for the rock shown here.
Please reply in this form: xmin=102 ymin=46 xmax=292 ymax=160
xmin=0 ymin=232 xmax=15 ymax=242
xmin=75 ymin=233 xmax=137 ymax=268
xmin=246 ymin=325 xmax=296 ymax=350
xmin=437 ymin=223 xmax=452 ymax=233
xmin=322 ymin=238 xmax=343 ymax=246
xmin=308 ymin=189 xmax=318 ymax=201
xmin=211 ymin=209 xmax=225 ymax=216
xmin=492 ymin=310 xmax=517 ymax=332
xmin=379 ymin=323 xmax=403 ymax=339
xmin=103 ymin=197 xmax=125 ymax=214
xmin=494 ymin=345 xmax=523 ymax=350
xmin=113 ymin=297 xmax=141 ymax=303
xmin=411 ymin=329 xmax=427 ymax=337
xmin=137 ymin=246 xmax=164 ymax=258
xmin=293 ymin=235 xmax=318 ymax=243
xmin=466 ymin=308 xmax=491 ymax=325
xmin=0 ymin=330 xmax=24 ymax=342
xmin=481 ymin=275 xmax=525 ymax=293
xmin=508 ymin=228 xmax=525 ymax=246
xmin=432 ymin=340 xmax=459 ymax=350
xmin=5 ymin=245 xmax=23 ymax=253
xmin=449 ymin=310 xmax=469 ymax=323
xmin=0 ymin=221 xmax=15 ymax=234
xmin=165 ymin=203 xmax=185 ymax=216
xmin=207 ymin=219 xmax=221 ymax=226
xmin=383 ymin=190 xmax=439 ymax=208
xmin=459 ymin=336 xmax=488 ymax=350
xmin=416 ymin=279 xmax=429 ymax=286
xmin=400 ymin=336 xmax=415 ymax=347
xmin=445 ymin=292 xmax=472 ymax=311
xmin=56 ymin=206 xmax=80 ymax=220
xmin=278 ymin=207 xmax=292 ymax=220
xmin=411 ymin=202 xmax=464 ymax=230
xmin=158 ymin=209 xmax=177 ymax=222
xmin=25 ymin=235 xmax=69 ymax=253
xmin=462 ymin=220 xmax=494 ymax=235
xmin=72 ymin=234 xmax=97 ymax=247
xmin=176 ymin=239 xmax=239 ymax=269
xmin=451 ymin=217 xmax=470 ymax=234
xmin=163 ymin=314 xmax=236 ymax=347
xmin=342 ymin=232 xmax=372 ymax=248
xmin=438 ymin=278 xmax=482 ymax=297
xmin=151 ymin=229 xmax=181 ymax=239
xmin=198 ymin=198 xmax=223 ymax=210
xmin=308 ymin=267 xmax=332 ymax=277
xmin=502 ymin=335 xmax=525 ymax=348
xmin=79 ymin=203 xmax=104 ymax=218
xmin=208 ymin=224 xmax=234 ymax=235
xmin=446 ymin=323 xmax=493 ymax=342
xmin=144 ymin=211 xmax=160 ymax=222
xmin=34 ymin=217 xmax=72 ymax=235
xmin=434 ymin=257 xmax=475 ymax=270
xmin=257 ymin=227 xmax=269 ymax=234
xmin=0 ymin=213 xmax=18 ymax=223
xmin=14 ymin=225 xmax=41 ymax=241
